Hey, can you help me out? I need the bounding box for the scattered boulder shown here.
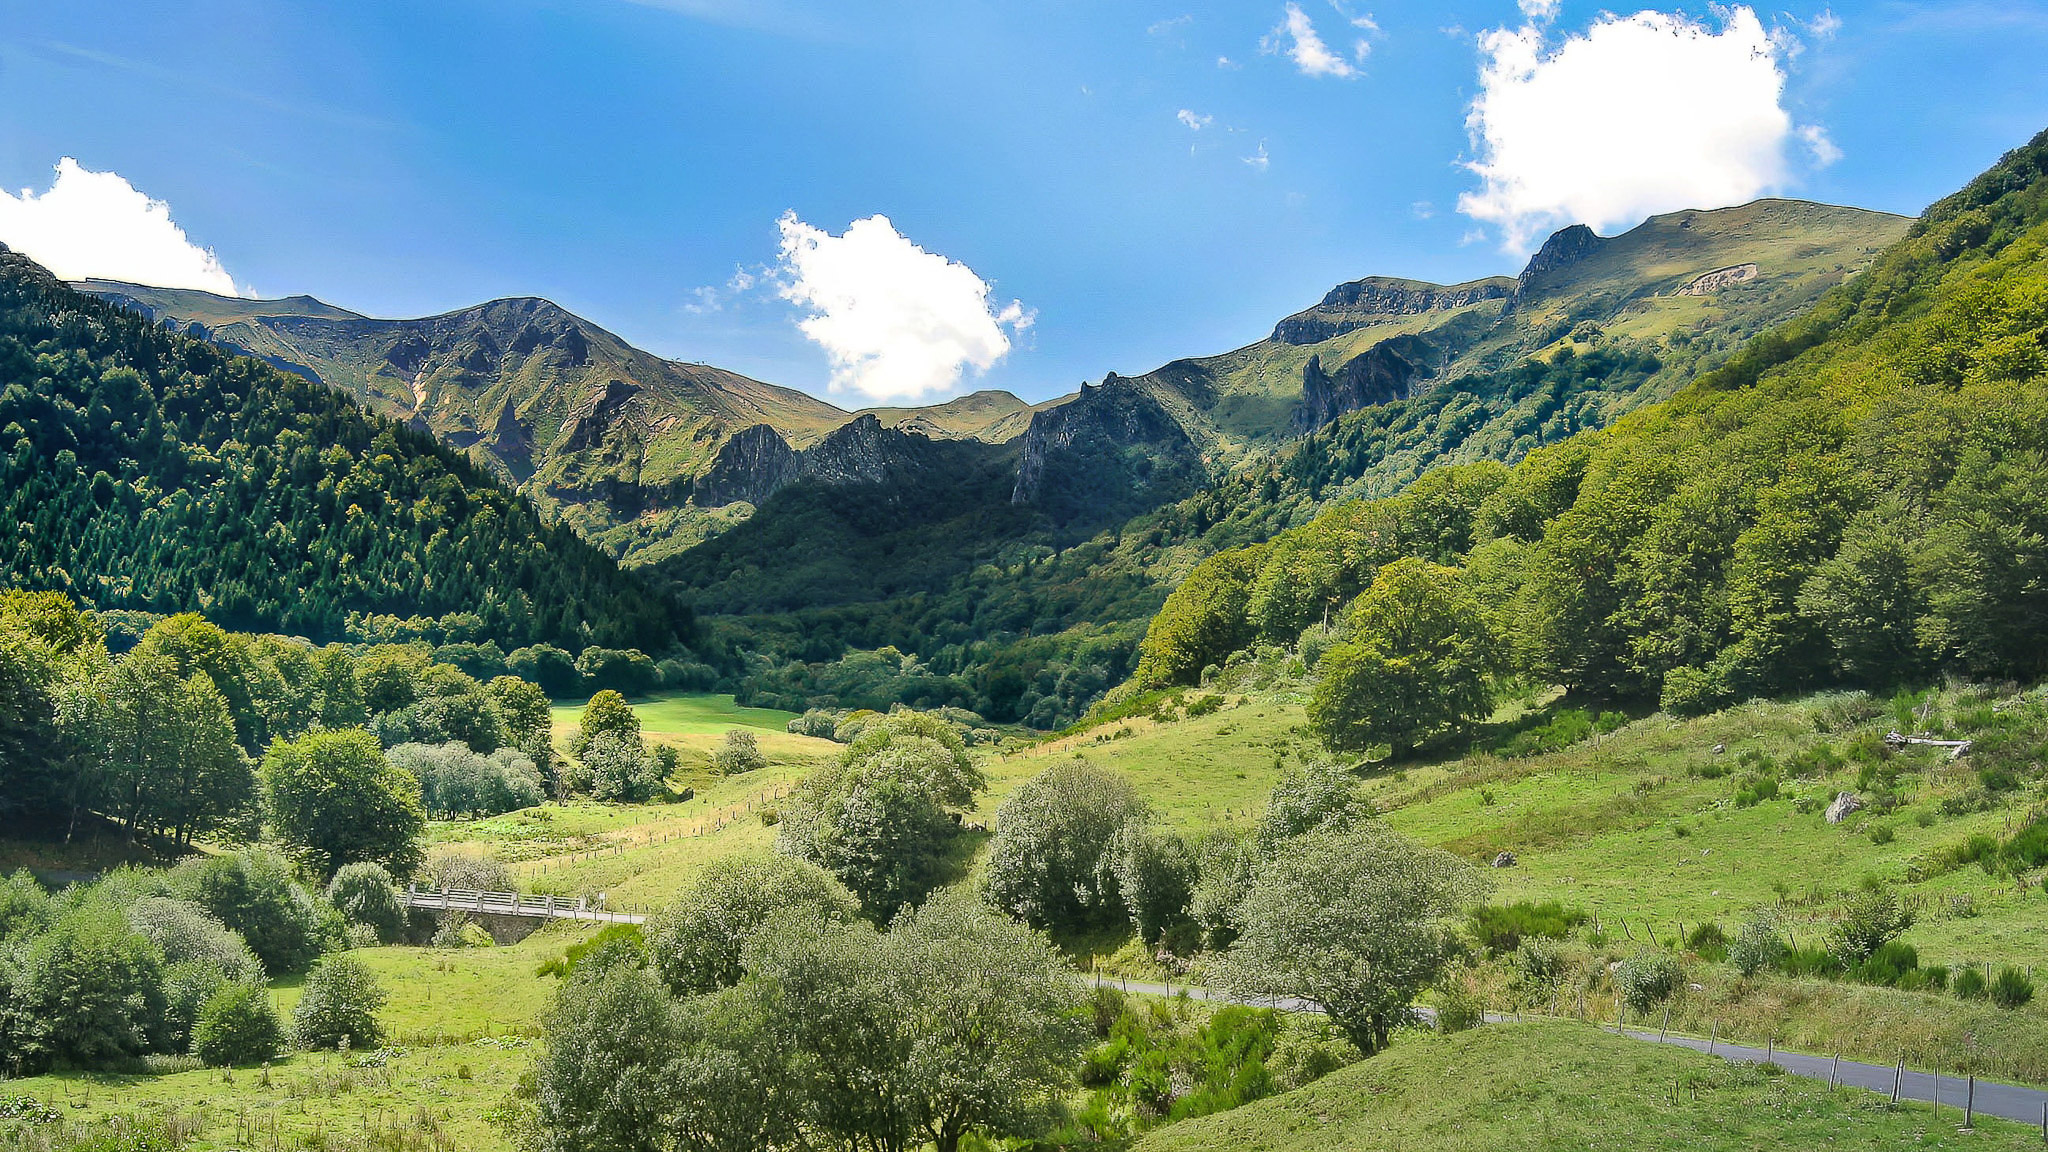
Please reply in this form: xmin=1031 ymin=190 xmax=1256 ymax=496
xmin=1711 ymin=743 xmax=1726 ymax=755
xmin=1824 ymin=792 xmax=1863 ymax=825
xmin=1492 ymin=851 xmax=1517 ymax=869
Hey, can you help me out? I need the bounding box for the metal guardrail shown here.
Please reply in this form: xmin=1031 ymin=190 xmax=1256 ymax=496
xmin=404 ymin=885 xmax=646 ymax=924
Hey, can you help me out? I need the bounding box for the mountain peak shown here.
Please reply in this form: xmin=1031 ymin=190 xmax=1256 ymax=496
xmin=1517 ymin=223 xmax=1604 ymax=284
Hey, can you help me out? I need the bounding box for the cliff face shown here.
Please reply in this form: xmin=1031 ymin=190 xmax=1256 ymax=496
xmin=1509 ymin=224 xmax=1604 ymax=304
xmin=692 ymin=414 xmax=971 ymax=510
xmin=1010 ymin=374 xmax=1204 ymax=527
xmin=1293 ymin=333 xmax=1439 ymax=432
xmin=1271 ymin=276 xmax=1512 ymax=345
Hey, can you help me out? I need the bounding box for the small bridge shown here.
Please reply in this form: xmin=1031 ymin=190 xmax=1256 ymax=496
xmin=405 ymin=885 xmax=647 ymax=925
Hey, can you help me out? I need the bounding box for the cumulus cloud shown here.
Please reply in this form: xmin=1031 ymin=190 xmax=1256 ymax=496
xmin=775 ymin=213 xmax=1030 ymax=404
xmin=1265 ymin=3 xmax=1359 ymax=78
xmin=0 ymin=158 xmax=243 ymax=295
xmin=1459 ymin=6 xmax=1831 ymax=253
xmin=1177 ymin=109 xmax=1214 ymax=131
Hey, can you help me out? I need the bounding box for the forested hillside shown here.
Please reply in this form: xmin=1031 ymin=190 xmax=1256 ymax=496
xmin=0 ymin=248 xmax=683 ymax=652
xmin=1139 ymin=127 xmax=2048 ymax=739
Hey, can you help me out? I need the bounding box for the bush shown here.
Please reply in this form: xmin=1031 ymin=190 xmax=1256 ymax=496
xmin=536 ymin=923 xmax=645 ymax=979
xmin=291 ymin=954 xmax=385 ymax=1050
xmin=1433 ymin=979 xmax=1483 ymax=1034
xmin=326 ymin=863 xmax=406 ymax=944
xmin=165 ymin=850 xmax=327 ymax=976
xmin=1468 ymin=900 xmax=1588 ymax=954
xmin=1613 ymin=950 xmax=1682 ymax=1014
xmin=193 ymin=982 xmax=284 ymax=1066
xmin=1685 ymin=922 xmax=1728 ymax=963
xmin=1857 ymin=940 xmax=1921 ymax=987
xmin=7 ymin=908 xmax=166 ymax=1071
xmin=1953 ymin=966 xmax=1988 ymax=1000
xmin=1660 ymin=664 xmax=1732 ymax=717
xmin=123 ymin=897 xmax=263 ymax=984
xmin=387 ymin=742 xmax=543 ymax=818
xmin=1831 ymin=888 xmax=1914 ymax=964
xmin=1990 ymin=966 xmax=2036 ymax=1009
xmin=419 ymin=850 xmax=514 ymax=894
xmin=0 ymin=869 xmax=53 ymax=940
xmin=710 ymin=728 xmax=767 ymax=776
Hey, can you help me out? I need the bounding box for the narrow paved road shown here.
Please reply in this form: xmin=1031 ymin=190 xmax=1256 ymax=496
xmin=1100 ymin=977 xmax=2048 ymax=1128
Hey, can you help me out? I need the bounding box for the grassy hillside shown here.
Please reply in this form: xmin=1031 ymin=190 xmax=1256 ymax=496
xmin=0 ymin=248 xmax=682 ymax=651
xmin=1135 ymin=1020 xmax=2039 ymax=1152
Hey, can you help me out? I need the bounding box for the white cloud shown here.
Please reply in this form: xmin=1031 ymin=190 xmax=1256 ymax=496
xmin=0 ymin=158 xmax=243 ymax=295
xmin=1264 ymin=3 xmax=1359 ymax=78
xmin=1458 ymin=6 xmax=1827 ymax=253
xmin=1217 ymin=54 xmax=1240 ymax=68
xmin=1244 ymin=142 xmax=1271 ymax=171
xmin=1177 ymin=109 xmax=1214 ymax=130
xmin=1800 ymin=124 xmax=1844 ymax=166
xmin=1518 ymin=0 xmax=1560 ymax=21
xmin=774 ymin=212 xmax=1030 ymax=404
xmin=1809 ymin=8 xmax=1842 ymax=38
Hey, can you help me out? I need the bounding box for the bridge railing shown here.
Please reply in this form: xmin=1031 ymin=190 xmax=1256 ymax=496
xmin=403 ymin=885 xmax=645 ymax=923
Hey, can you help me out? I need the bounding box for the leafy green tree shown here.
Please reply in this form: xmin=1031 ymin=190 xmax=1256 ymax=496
xmin=1916 ymin=447 xmax=2048 ymax=679
xmin=312 ymin=646 xmax=368 ymax=730
xmin=263 ymin=729 xmax=425 ymax=879
xmin=6 ymin=907 xmax=167 ymax=1072
xmin=1797 ymin=500 xmax=1927 ymax=684
xmin=194 ymin=981 xmax=284 ymax=1066
xmin=291 ymin=953 xmax=386 ymax=1050
xmin=509 ymin=644 xmax=582 ymax=698
xmin=1104 ymin=818 xmax=1196 ymax=946
xmin=0 ymin=869 xmax=54 ymax=941
xmin=983 ymin=760 xmax=1145 ymax=930
xmin=576 ymin=648 xmax=660 ymax=697
xmin=1308 ymin=558 xmax=1496 ymax=756
xmin=1219 ymin=824 xmax=1488 ymax=1055
xmin=124 ymin=897 xmax=263 ymax=984
xmin=327 ymin=863 xmax=407 ymax=944
xmin=882 ymin=891 xmax=1088 ymax=1152
xmin=647 ymin=855 xmax=859 ymax=997
xmin=534 ymin=959 xmax=680 ymax=1152
xmin=709 ymin=728 xmax=766 ymax=776
xmin=490 ymin=675 xmax=556 ymax=773
xmin=776 ymin=713 xmax=985 ymax=919
xmin=573 ymin=690 xmax=655 ymax=802
xmin=1255 ymin=759 xmax=1368 ymax=852
xmin=167 ymin=849 xmax=328 ymax=976
xmin=1831 ymin=888 xmax=1915 ymax=966
xmin=1135 ymin=546 xmax=1267 ymax=687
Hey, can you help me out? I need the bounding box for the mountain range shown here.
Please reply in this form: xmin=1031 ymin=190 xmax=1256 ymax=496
xmin=79 ymin=198 xmax=1905 ymax=566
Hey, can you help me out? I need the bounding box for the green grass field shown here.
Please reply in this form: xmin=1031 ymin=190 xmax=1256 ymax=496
xmin=1134 ymin=1019 xmax=2040 ymax=1152
xmin=0 ymin=929 xmax=598 ymax=1152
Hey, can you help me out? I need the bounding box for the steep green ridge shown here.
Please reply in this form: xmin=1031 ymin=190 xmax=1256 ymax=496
xmin=2 ymin=248 xmax=681 ymax=650
xmin=666 ymin=201 xmax=1911 ymax=725
xmin=1138 ymin=126 xmax=2048 ymax=706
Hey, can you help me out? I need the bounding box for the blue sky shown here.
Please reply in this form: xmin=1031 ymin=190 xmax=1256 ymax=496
xmin=2 ymin=1 xmax=2045 ymax=406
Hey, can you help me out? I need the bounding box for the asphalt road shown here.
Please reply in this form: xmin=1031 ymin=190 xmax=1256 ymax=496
xmin=1098 ymin=976 xmax=2048 ymax=1128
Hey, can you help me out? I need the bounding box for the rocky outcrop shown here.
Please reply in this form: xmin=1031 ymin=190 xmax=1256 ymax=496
xmin=1271 ymin=277 xmax=1512 ymax=345
xmin=1677 ymin=263 xmax=1761 ymax=295
xmin=693 ymin=423 xmax=800 ymax=507
xmin=692 ymin=414 xmax=944 ymax=509
xmin=558 ymin=378 xmax=642 ymax=454
xmin=1010 ymin=374 xmax=1203 ymax=527
xmin=1510 ymin=224 xmax=1605 ymax=308
xmin=1293 ymin=333 xmax=1439 ymax=432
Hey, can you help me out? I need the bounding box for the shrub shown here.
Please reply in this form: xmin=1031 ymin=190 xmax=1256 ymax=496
xmin=1685 ymin=922 xmax=1728 ymax=963
xmin=7 ymin=908 xmax=166 ymax=1071
xmin=1614 ymin=950 xmax=1682 ymax=1014
xmin=1733 ymin=775 xmax=1780 ymax=808
xmin=1433 ymin=979 xmax=1483 ymax=1034
xmin=0 ymin=869 xmax=53 ymax=940
xmin=1468 ymin=900 xmax=1588 ymax=954
xmin=123 ymin=897 xmax=263 ymax=984
xmin=326 ymin=863 xmax=406 ymax=944
xmin=1510 ymin=936 xmax=1569 ymax=995
xmin=165 ymin=851 xmax=327 ymax=976
xmin=1953 ymin=966 xmax=1988 ymax=1000
xmin=710 ymin=728 xmax=767 ymax=776
xmin=419 ymin=850 xmax=514 ymax=894
xmin=1779 ymin=945 xmax=1845 ymax=979
xmin=537 ymin=923 xmax=645 ymax=979
xmin=1831 ymin=888 xmax=1913 ymax=964
xmin=291 ymin=954 xmax=386 ymax=1050
xmin=2004 ymin=821 xmax=2048 ymax=872
xmin=193 ymin=982 xmax=284 ymax=1066
xmin=1990 ymin=966 xmax=2036 ymax=1009
xmin=1868 ymin=823 xmax=1895 ymax=845
xmin=1660 ymin=665 xmax=1732 ymax=717
xmin=387 ymin=742 xmax=543 ymax=818
xmin=1857 ymin=940 xmax=1921 ymax=987
xmin=1726 ymin=909 xmax=1785 ymax=976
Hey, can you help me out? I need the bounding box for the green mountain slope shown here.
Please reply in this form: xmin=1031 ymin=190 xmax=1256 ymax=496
xmin=1138 ymin=125 xmax=2048 ymax=708
xmin=664 ymin=200 xmax=1912 ymax=726
xmin=3 ymin=249 xmax=682 ymax=651
xmin=77 ymin=283 xmax=1057 ymax=565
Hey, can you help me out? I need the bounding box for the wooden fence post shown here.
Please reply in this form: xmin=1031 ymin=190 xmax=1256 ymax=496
xmin=1964 ymin=1075 xmax=1975 ymax=1131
